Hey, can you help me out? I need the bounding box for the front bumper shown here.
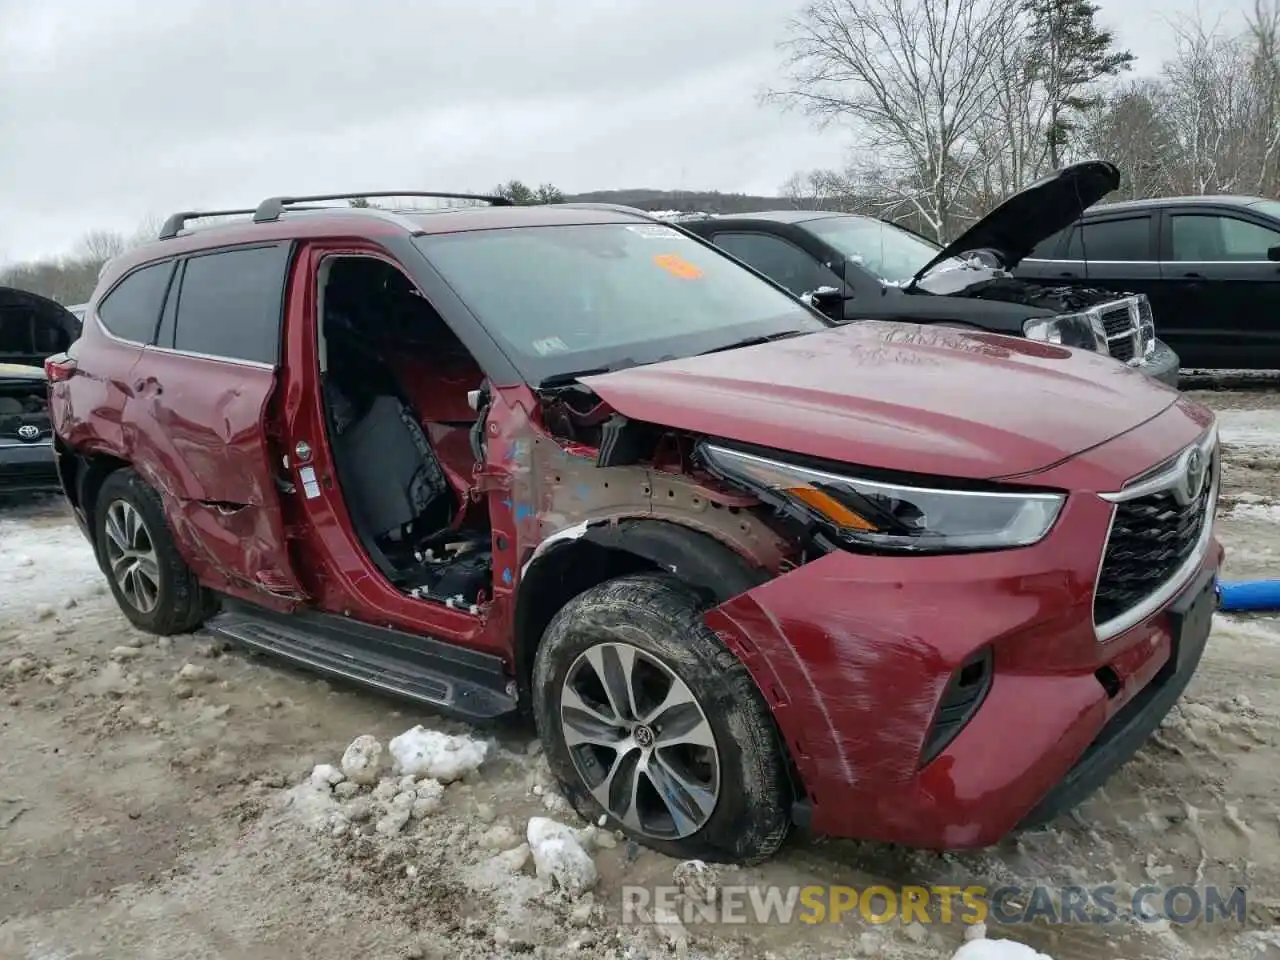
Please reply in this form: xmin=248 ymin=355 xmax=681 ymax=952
xmin=1134 ymin=338 xmax=1180 ymax=388
xmin=703 ymin=409 xmax=1220 ymax=850
xmin=1019 ymin=568 xmax=1219 ymax=828
xmin=0 ymin=440 xmax=60 ymax=493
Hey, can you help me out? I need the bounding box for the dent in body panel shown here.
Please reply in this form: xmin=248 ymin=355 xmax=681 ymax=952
xmin=490 ymin=390 xmax=792 ymax=599
xmin=708 ymin=588 xmax=945 ymax=797
xmin=112 ymin=352 xmax=301 ymax=609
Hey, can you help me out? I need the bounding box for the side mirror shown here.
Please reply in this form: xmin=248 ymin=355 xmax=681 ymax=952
xmin=1268 ymin=245 xmax=1280 ymax=262
xmin=801 ymin=285 xmax=849 ymax=319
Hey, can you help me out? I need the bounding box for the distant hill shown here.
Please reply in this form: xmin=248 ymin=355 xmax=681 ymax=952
xmin=561 ymin=189 xmax=793 ymax=214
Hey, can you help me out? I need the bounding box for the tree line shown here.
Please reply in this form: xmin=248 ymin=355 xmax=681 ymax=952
xmin=772 ymin=0 xmax=1280 ymax=240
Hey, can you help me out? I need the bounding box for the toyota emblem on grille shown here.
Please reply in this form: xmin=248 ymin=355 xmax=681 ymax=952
xmin=16 ymin=424 xmax=40 ymax=441
xmin=1178 ymin=446 xmax=1207 ymax=505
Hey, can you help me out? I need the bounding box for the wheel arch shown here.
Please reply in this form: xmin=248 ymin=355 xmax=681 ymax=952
xmin=59 ymin=445 xmax=131 ymax=534
xmin=512 ymin=517 xmax=773 ymax=709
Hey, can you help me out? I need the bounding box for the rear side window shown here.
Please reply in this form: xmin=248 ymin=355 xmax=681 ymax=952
xmin=1064 ymin=217 xmax=1152 ymax=260
xmin=97 ymin=261 xmax=175 ymax=343
xmin=172 ymin=244 xmax=291 ymax=364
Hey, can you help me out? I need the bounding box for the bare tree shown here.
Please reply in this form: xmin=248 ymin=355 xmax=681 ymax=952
xmin=1077 ymin=80 xmax=1179 ymax=199
xmin=74 ymin=229 xmax=128 ymax=266
xmin=779 ymin=168 xmax=857 ymax=209
xmin=767 ymin=0 xmax=1023 ymax=240
xmin=1161 ymin=15 xmax=1260 ymax=194
xmin=1245 ymin=0 xmax=1280 ymax=193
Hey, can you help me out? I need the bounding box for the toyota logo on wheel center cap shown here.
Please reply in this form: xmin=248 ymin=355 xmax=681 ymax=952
xmin=17 ymin=424 xmax=40 ymax=441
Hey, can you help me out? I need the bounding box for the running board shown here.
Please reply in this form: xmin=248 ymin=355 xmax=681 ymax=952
xmin=205 ymin=601 xmax=517 ymax=721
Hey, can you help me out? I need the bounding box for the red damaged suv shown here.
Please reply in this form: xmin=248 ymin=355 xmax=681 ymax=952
xmin=46 ymin=191 xmax=1222 ymax=862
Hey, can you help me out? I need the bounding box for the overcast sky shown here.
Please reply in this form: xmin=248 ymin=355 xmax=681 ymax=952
xmin=0 ymin=0 xmax=1251 ymax=265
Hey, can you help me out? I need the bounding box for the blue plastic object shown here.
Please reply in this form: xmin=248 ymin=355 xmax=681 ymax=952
xmin=1217 ymin=579 xmax=1280 ymax=612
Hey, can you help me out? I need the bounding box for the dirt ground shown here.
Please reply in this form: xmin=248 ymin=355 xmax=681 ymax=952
xmin=3 ymin=385 xmax=1280 ymax=960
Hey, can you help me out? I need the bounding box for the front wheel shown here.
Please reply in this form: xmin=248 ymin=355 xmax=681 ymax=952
xmin=531 ymin=572 xmax=793 ymax=864
xmin=94 ymin=468 xmax=214 ymax=635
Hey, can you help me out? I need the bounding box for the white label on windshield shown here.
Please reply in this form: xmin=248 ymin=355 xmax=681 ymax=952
xmin=532 ymin=336 xmax=569 ymax=355
xmin=625 ymin=224 xmax=682 ymax=239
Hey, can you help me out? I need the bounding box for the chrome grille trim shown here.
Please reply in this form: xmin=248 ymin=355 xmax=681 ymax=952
xmin=1092 ymin=424 xmax=1220 ymax=642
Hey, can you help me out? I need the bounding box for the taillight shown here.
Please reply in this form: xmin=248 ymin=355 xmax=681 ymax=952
xmin=45 ymin=354 xmax=77 ymax=382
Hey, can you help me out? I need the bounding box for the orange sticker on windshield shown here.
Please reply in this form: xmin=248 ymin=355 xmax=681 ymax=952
xmin=653 ymin=253 xmax=704 ymax=280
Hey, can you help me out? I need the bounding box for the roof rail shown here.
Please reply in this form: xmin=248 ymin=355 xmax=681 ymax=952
xmin=555 ymin=201 xmax=652 ymax=217
xmin=158 ymin=208 xmax=261 ymax=240
xmin=253 ymin=191 xmax=512 ymax=223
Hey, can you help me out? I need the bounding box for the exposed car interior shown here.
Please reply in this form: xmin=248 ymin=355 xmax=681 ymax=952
xmin=316 ymin=256 xmax=492 ymax=609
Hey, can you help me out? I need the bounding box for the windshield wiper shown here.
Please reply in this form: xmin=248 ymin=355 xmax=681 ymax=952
xmin=697 ymin=329 xmax=809 ymax=357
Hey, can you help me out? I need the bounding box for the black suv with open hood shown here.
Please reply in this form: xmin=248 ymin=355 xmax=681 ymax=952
xmin=0 ymin=286 xmax=80 ymax=492
xmin=674 ymin=160 xmax=1180 ymax=387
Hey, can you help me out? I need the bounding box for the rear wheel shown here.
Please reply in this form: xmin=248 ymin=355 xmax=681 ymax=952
xmin=94 ymin=468 xmax=214 ymax=635
xmin=532 ymin=572 xmax=792 ymax=864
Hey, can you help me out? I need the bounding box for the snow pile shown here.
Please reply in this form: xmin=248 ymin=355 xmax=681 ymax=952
xmin=389 ymin=725 xmax=489 ymax=782
xmin=0 ymin=511 xmax=105 ymax=609
xmin=309 ymin=763 xmax=344 ymax=788
xmin=950 ymin=935 xmax=1056 ymax=959
xmin=280 ymin=728 xmax=499 ymax=843
xmin=340 ymin=734 xmax=384 ymax=784
xmin=526 ymin=816 xmax=598 ymax=899
xmin=672 ymin=859 xmax=720 ymax=904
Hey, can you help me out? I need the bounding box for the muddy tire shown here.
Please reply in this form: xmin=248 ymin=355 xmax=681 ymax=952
xmin=94 ymin=468 xmax=214 ymax=635
xmin=532 ymin=572 xmax=792 ymax=864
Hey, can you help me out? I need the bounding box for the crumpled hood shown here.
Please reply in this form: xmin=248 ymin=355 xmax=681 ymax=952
xmin=579 ymin=322 xmax=1178 ymax=480
xmin=909 ymin=160 xmax=1121 ymax=285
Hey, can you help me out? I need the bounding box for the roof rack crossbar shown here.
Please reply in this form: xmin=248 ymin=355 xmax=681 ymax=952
xmin=253 ymin=191 xmax=512 ymax=223
xmin=158 ymin=208 xmax=260 ymax=240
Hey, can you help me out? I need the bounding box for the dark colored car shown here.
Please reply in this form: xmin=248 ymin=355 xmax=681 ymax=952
xmin=0 ymin=286 xmax=80 ymax=492
xmin=1012 ymin=194 xmax=1280 ymax=369
xmin=47 ymin=190 xmax=1221 ymax=863
xmin=675 ymin=161 xmax=1180 ymax=387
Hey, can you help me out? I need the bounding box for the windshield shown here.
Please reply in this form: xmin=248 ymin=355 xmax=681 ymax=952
xmin=414 ymin=222 xmax=828 ymax=385
xmin=804 ymin=216 xmax=942 ymax=284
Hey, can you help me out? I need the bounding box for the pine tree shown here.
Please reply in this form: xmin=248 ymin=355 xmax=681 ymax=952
xmin=1024 ymin=0 xmax=1135 ymax=168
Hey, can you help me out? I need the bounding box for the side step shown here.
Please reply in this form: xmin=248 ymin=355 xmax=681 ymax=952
xmin=205 ymin=600 xmax=517 ymax=721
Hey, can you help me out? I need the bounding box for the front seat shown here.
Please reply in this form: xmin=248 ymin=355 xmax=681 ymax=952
xmin=332 ymin=391 xmax=455 ymax=545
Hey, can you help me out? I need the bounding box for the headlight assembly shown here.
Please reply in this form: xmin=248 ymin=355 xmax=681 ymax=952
xmin=698 ymin=444 xmax=1065 ymax=553
xmin=1023 ymin=312 xmax=1109 ymax=354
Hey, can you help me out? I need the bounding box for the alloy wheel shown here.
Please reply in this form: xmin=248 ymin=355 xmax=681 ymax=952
xmin=560 ymin=640 xmax=720 ymax=840
xmin=102 ymin=499 xmax=161 ymax=614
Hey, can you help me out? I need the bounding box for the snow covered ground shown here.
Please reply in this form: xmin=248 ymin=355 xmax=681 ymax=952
xmin=2 ymin=386 xmax=1280 ymax=960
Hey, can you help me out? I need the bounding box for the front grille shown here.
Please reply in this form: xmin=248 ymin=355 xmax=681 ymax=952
xmin=1094 ymin=455 xmax=1215 ymax=628
xmin=1100 ymin=302 xmax=1137 ymax=361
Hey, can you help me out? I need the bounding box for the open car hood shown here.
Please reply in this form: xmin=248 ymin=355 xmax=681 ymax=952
xmin=0 ymin=286 xmax=81 ymax=367
xmin=579 ymin=321 xmax=1177 ymax=481
xmin=909 ymin=160 xmax=1121 ymax=284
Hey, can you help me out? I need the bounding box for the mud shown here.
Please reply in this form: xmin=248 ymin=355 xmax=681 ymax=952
xmin=0 ymin=385 xmax=1278 ymax=959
